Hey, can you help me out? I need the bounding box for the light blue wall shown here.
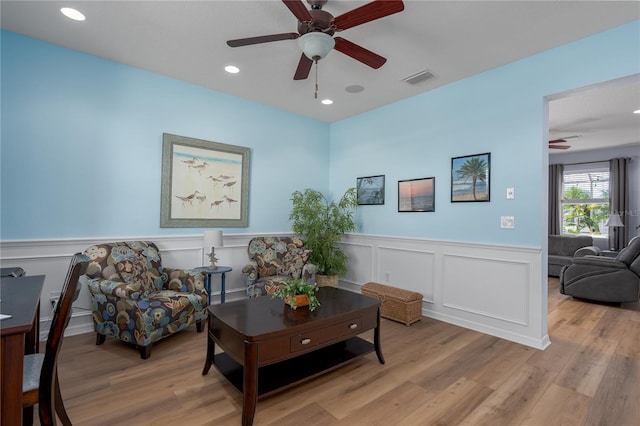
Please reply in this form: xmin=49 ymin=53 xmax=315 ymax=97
xmin=1 ymin=31 xmax=329 ymax=240
xmin=2 ymin=21 xmax=639 ymax=244
xmin=330 ymin=21 xmax=640 ymax=247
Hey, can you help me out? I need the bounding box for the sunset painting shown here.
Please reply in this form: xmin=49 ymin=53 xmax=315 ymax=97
xmin=398 ymin=177 xmax=435 ymax=212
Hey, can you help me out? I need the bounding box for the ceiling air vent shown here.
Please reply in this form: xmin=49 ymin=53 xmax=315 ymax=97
xmin=402 ymin=69 xmax=436 ymax=85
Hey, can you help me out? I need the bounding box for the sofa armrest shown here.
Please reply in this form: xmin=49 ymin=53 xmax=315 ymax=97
xmin=242 ymin=263 xmax=258 ymax=278
xmin=302 ymin=262 xmax=317 ymax=282
xmin=86 ymin=277 xmax=146 ymax=300
xmin=574 ymin=246 xmax=601 ymax=258
xmin=163 ymin=267 xmax=206 ymax=294
xmin=570 ymin=257 xmax=627 ymax=269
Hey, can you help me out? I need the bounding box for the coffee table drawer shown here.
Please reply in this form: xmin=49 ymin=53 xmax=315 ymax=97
xmin=290 ymin=317 xmax=363 ymax=353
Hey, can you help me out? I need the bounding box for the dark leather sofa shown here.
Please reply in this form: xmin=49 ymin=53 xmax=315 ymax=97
xmin=548 ymin=234 xmax=597 ymax=277
xmin=560 ymin=236 xmax=640 ymax=303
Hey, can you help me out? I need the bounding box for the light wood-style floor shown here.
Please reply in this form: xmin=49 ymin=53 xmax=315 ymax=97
xmin=44 ymin=278 xmax=639 ymax=425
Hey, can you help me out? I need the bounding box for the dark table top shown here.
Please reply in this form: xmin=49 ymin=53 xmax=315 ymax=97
xmin=0 ymin=275 xmax=45 ymax=336
xmin=208 ymin=287 xmax=379 ymax=338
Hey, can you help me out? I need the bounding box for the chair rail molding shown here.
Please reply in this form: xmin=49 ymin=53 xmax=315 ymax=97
xmin=1 ymin=232 xmax=548 ymax=350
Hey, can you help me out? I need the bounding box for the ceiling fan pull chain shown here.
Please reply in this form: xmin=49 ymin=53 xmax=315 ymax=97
xmin=314 ymin=60 xmax=319 ymax=99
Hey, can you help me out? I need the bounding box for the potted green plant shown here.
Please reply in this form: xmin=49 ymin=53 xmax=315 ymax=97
xmin=289 ymin=188 xmax=358 ymax=287
xmin=272 ymin=278 xmax=320 ymax=311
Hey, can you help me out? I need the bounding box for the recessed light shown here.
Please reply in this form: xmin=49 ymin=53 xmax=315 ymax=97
xmin=61 ymin=7 xmax=85 ymax=21
xmin=321 ymin=99 xmax=333 ymax=105
xmin=634 ymin=109 xmax=640 ymax=114
xmin=224 ymin=65 xmax=240 ymax=74
xmin=345 ymin=84 xmax=364 ymax=94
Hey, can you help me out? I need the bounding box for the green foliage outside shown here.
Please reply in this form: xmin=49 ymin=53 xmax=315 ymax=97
xmin=289 ymin=188 xmax=358 ymax=276
xmin=562 ymin=186 xmax=609 ymax=235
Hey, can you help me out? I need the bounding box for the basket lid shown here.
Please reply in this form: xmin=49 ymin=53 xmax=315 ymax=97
xmin=361 ymin=282 xmax=422 ymax=302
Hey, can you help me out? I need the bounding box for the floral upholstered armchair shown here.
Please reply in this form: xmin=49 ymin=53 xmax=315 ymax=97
xmin=243 ymin=236 xmax=317 ymax=297
xmin=83 ymin=241 xmax=208 ymax=359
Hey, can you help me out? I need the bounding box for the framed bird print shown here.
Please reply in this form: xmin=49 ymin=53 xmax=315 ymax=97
xmin=160 ymin=133 xmax=250 ymax=227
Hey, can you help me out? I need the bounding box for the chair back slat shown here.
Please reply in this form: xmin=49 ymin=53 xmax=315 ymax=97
xmin=38 ymin=253 xmax=89 ymax=425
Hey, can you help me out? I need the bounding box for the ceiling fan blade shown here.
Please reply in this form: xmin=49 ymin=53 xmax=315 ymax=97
xmin=334 ymin=0 xmax=405 ymax=31
xmin=549 ymin=144 xmax=571 ymax=150
xmin=293 ymin=53 xmax=313 ymax=80
xmin=334 ymin=37 xmax=386 ymax=69
xmin=227 ymin=33 xmax=299 ymax=47
xmin=282 ymin=0 xmax=313 ymax=22
xmin=548 ymin=139 xmax=568 ymax=144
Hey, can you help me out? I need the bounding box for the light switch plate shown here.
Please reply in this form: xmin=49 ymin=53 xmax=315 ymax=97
xmin=506 ymin=187 xmax=515 ymax=199
xmin=501 ymin=216 xmax=515 ymax=229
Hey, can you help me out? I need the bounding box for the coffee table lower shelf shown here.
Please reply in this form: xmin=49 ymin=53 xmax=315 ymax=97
xmin=214 ymin=336 xmax=374 ymax=399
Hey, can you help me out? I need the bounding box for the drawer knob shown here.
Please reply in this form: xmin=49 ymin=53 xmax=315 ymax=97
xmin=300 ymin=338 xmax=311 ymax=345
xmin=349 ymin=323 xmax=358 ymax=329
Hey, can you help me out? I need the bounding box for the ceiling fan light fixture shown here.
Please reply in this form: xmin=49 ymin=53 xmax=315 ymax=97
xmin=298 ymin=32 xmax=335 ymax=61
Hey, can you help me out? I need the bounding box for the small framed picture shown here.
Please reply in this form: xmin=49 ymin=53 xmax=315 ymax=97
xmin=398 ymin=177 xmax=435 ymax=212
xmin=451 ymin=153 xmax=490 ymax=202
xmin=357 ymin=175 xmax=385 ymax=205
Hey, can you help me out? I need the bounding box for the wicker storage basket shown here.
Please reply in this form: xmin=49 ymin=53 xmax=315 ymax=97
xmin=361 ymin=282 xmax=423 ymax=326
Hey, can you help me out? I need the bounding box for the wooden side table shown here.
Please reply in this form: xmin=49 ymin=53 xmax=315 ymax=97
xmin=194 ymin=266 xmax=232 ymax=303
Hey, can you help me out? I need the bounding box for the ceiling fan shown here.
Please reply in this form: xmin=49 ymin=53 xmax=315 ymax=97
xmin=226 ymin=0 xmax=405 ymax=81
xmin=548 ymin=135 xmax=581 ymax=150
xmin=549 ymin=139 xmax=571 ymax=150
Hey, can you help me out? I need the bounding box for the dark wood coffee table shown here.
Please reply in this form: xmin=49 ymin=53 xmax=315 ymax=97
xmin=202 ymin=287 xmax=384 ymax=426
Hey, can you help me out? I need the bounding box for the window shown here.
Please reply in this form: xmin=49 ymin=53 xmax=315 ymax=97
xmin=561 ymin=162 xmax=610 ymax=237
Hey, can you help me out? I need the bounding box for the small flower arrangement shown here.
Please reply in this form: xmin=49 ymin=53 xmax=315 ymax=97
xmin=271 ymin=278 xmax=320 ymax=311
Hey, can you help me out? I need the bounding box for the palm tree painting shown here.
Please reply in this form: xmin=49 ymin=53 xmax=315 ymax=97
xmin=451 ymin=153 xmax=490 ymax=202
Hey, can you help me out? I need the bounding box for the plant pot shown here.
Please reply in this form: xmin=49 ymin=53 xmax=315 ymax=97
xmin=284 ymin=294 xmax=310 ymax=309
xmin=316 ymin=274 xmax=338 ymax=288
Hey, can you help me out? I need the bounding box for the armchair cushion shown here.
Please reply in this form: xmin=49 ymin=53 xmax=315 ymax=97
xmin=83 ymin=241 xmax=207 ymax=358
xmin=244 ymin=236 xmax=316 ymax=298
xmin=255 ymin=252 xmax=285 ymax=277
xmin=283 ymin=249 xmax=312 ymax=278
xmin=574 ymin=246 xmax=601 ymax=258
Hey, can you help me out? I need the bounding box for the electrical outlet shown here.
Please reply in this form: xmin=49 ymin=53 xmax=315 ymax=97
xmin=501 ymin=216 xmax=515 ymax=229
xmin=50 ymin=291 xmax=61 ymax=307
xmin=384 ymin=272 xmax=391 ymax=282
xmin=506 ymin=187 xmax=515 ymax=199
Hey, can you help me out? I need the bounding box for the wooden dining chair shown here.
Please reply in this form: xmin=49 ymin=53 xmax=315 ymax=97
xmin=22 ymin=253 xmax=88 ymax=426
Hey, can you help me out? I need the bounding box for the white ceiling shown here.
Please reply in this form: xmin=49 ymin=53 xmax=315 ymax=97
xmin=2 ymin=0 xmax=639 ymax=152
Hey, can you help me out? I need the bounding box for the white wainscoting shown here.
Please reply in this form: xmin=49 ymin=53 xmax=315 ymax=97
xmin=0 ymin=234 xmax=263 ymax=339
xmin=1 ymin=233 xmax=549 ymax=350
xmin=340 ymin=234 xmax=549 ymax=350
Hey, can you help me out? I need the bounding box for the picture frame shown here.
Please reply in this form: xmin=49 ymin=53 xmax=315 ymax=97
xmin=357 ymin=175 xmax=385 ymax=205
xmin=451 ymin=152 xmax=490 ymax=202
xmin=160 ymin=133 xmax=250 ymax=227
xmin=398 ymin=177 xmax=435 ymax=212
